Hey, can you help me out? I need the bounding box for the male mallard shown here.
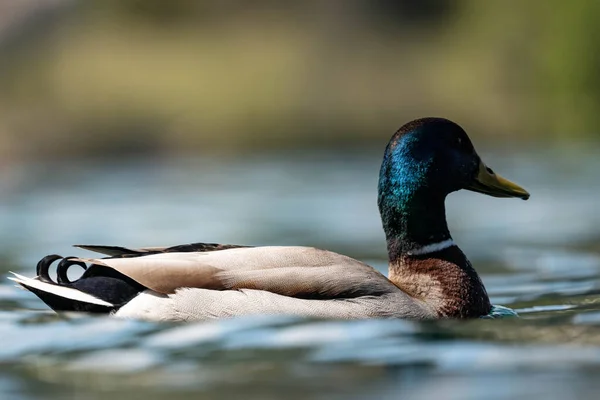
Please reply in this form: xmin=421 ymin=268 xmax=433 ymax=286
xmin=9 ymin=118 xmax=529 ymax=321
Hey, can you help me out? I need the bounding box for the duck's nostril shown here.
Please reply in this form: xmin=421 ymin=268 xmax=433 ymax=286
xmin=486 ymin=167 xmax=494 ymax=175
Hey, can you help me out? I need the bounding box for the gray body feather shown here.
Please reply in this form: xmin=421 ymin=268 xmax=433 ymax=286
xmin=80 ymin=246 xmax=436 ymax=320
xmin=115 ymin=288 xmax=433 ymax=321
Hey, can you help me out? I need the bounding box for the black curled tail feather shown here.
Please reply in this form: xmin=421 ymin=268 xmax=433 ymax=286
xmin=57 ymin=257 xmax=88 ymax=284
xmin=31 ymin=253 xmax=147 ymax=312
xmin=36 ymin=255 xmax=88 ymax=285
xmin=36 ymin=255 xmax=63 ymax=283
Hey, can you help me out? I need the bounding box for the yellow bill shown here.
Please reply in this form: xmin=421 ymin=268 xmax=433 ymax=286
xmin=466 ymin=161 xmax=530 ymax=200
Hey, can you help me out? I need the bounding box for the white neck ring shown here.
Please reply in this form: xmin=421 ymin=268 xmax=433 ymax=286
xmin=406 ymin=239 xmax=455 ymax=256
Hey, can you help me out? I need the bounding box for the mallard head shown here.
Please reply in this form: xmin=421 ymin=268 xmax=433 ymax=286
xmin=379 ymin=117 xmax=529 ymax=202
xmin=378 ymin=117 xmax=529 ymax=255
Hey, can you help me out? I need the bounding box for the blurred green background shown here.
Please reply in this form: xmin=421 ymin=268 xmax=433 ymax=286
xmin=4 ymin=3 xmax=600 ymax=399
xmin=1 ymin=0 xmax=599 ymax=165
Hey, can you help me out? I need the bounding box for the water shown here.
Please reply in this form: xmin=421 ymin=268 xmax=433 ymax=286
xmin=2 ymin=147 xmax=600 ymax=399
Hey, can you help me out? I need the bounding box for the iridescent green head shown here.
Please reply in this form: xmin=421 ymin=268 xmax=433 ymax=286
xmin=378 ymin=117 xmax=529 ymax=256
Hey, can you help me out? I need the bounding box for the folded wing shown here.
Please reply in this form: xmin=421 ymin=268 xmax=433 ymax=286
xmin=81 ymin=246 xmax=398 ymax=299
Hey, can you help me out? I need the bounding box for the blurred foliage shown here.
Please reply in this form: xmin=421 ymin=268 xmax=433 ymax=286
xmin=0 ymin=0 xmax=599 ymax=162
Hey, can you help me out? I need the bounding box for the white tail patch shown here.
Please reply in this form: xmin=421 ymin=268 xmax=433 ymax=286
xmin=7 ymin=272 xmax=114 ymax=307
xmin=407 ymin=239 xmax=455 ymax=256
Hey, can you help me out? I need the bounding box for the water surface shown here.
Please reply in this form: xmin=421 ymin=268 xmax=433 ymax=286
xmin=1 ymin=147 xmax=600 ymax=399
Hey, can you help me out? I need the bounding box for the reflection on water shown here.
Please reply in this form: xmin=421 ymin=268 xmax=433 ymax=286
xmin=2 ymin=147 xmax=600 ymax=399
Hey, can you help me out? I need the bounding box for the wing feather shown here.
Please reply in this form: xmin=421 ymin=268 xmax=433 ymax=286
xmin=75 ymin=242 xmax=250 ymax=258
xmin=82 ymin=246 xmax=398 ymax=299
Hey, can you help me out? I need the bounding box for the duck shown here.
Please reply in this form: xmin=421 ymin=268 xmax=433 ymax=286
xmin=9 ymin=117 xmax=530 ymax=321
